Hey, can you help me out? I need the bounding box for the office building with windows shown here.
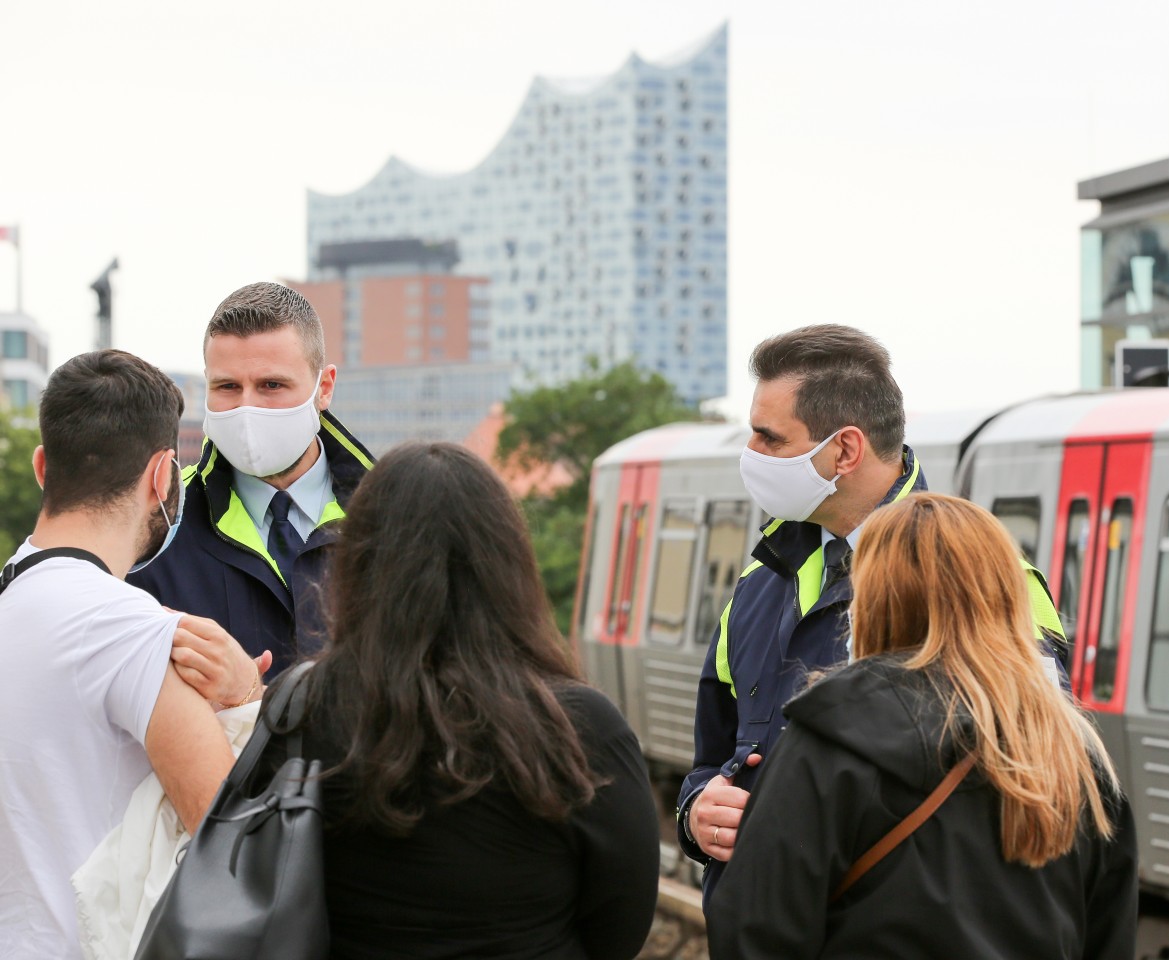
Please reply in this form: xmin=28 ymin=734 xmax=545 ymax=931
xmin=1079 ymin=157 xmax=1169 ymax=387
xmin=306 ymin=24 xmax=727 ymax=404
xmin=330 ymin=361 xmax=517 ymax=457
xmin=0 ymin=312 xmax=49 ymax=410
xmin=288 ymin=238 xmax=490 ymax=368
xmin=167 ymin=371 xmax=211 ymax=467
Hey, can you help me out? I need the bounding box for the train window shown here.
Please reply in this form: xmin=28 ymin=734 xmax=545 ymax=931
xmin=694 ymin=500 xmax=751 ymax=645
xmin=1147 ymin=502 xmax=1169 ymax=711
xmin=606 ymin=505 xmax=631 ymax=634
xmin=648 ymin=501 xmax=698 ymax=645
xmin=1094 ymin=499 xmax=1133 ymax=703
xmin=1058 ymin=500 xmax=1090 ymax=658
xmin=990 ymin=497 xmax=1041 ymax=564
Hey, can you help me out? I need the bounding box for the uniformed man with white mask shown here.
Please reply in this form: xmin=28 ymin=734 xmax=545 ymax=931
xmin=129 ymin=282 xmax=375 ymax=679
xmin=676 ymin=324 xmax=1069 ymax=909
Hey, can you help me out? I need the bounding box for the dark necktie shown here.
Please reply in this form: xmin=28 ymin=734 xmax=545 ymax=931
xmin=823 ymin=537 xmax=853 ymax=591
xmin=267 ymin=490 xmax=304 ymax=587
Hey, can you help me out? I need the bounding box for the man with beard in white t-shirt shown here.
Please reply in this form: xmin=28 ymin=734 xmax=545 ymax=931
xmin=0 ymin=350 xmax=260 ymax=959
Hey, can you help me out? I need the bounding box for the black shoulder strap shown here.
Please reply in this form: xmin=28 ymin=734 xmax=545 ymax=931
xmin=0 ymin=547 xmax=111 ymax=598
xmin=224 ymin=661 xmax=315 ymax=792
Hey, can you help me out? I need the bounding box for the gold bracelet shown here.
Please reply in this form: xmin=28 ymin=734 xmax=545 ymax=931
xmin=225 ymin=665 xmax=260 ymax=709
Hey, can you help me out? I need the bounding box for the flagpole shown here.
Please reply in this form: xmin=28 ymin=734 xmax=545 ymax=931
xmin=15 ymin=224 xmax=22 ymax=314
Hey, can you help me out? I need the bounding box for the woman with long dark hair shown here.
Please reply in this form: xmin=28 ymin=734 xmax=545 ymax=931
xmin=262 ymin=441 xmax=659 ymax=959
xmin=708 ymin=492 xmax=1138 ymax=959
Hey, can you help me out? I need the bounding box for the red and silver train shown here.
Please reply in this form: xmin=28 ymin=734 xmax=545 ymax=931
xmin=572 ymin=389 xmax=1169 ymax=896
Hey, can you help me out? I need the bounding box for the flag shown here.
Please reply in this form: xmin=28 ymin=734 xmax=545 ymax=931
xmin=0 ymin=226 xmax=18 ymax=247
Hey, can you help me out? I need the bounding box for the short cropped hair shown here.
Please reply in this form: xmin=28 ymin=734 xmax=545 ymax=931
xmin=38 ymin=350 xmax=183 ymax=516
xmin=749 ymin=324 xmax=905 ymax=462
xmin=203 ymin=282 xmax=325 ymax=371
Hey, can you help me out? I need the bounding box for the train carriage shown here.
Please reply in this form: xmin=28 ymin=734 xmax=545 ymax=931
xmin=573 ymin=389 xmax=1169 ymax=897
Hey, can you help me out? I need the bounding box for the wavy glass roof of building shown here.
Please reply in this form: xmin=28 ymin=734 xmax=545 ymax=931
xmin=307 ymin=25 xmax=727 ymax=405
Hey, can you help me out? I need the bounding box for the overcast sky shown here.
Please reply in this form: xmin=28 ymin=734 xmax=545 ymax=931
xmin=2 ymin=0 xmax=1168 ymax=421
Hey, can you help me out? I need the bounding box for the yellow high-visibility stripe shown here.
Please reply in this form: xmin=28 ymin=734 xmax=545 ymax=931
xmin=1020 ymin=559 xmax=1066 ymax=640
xmin=892 ymin=455 xmax=920 ymax=504
xmin=796 ymin=547 xmax=826 ymax=617
xmin=317 ymin=498 xmax=345 ymax=527
xmin=714 ymin=560 xmax=768 ymax=699
xmin=321 ymin=416 xmax=374 ymax=470
xmin=216 ymin=490 xmax=285 ymax=584
xmin=715 ymin=597 xmax=736 ymax=698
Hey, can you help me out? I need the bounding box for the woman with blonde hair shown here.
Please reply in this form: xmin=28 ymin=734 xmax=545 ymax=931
xmin=708 ymin=492 xmax=1137 ymax=959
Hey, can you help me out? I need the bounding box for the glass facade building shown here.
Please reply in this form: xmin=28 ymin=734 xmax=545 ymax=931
xmin=329 ymin=362 xmax=518 ymax=457
xmin=0 ymin=312 xmax=49 ymax=411
xmin=167 ymin=363 xmax=516 ymax=464
xmin=1079 ymin=158 xmax=1169 ymax=387
xmin=306 ymin=25 xmax=728 ymax=404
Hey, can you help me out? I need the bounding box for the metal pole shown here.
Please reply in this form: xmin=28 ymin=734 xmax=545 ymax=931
xmin=15 ymin=224 xmax=22 ymax=314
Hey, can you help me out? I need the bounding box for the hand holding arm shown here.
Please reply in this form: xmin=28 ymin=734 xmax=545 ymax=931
xmin=169 ymin=612 xmax=272 ymax=707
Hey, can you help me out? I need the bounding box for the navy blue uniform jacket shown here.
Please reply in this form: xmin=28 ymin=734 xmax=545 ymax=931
xmin=128 ymin=409 xmax=374 ymax=675
xmin=677 ymin=447 xmax=1068 ymax=900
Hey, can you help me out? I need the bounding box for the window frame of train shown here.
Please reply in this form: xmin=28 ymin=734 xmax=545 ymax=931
xmin=1148 ymin=499 xmax=1169 ymax=711
xmin=693 ymin=499 xmax=753 ymax=647
xmin=1058 ymin=498 xmax=1091 ymax=665
xmin=606 ymin=504 xmax=632 ymax=635
xmin=647 ymin=499 xmax=700 ymax=646
xmin=1093 ymin=497 xmax=1133 ymax=704
xmin=646 ymin=497 xmax=753 ymax=648
xmin=990 ymin=496 xmax=1041 ymax=565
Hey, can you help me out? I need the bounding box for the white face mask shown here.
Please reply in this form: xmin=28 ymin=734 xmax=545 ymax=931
xmin=739 ymin=431 xmax=841 ymax=522
xmin=204 ymin=372 xmax=323 ymax=478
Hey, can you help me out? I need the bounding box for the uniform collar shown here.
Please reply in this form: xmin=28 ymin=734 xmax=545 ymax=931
xmin=194 ymin=408 xmax=374 ymax=526
xmin=232 ymin=438 xmax=332 ymax=529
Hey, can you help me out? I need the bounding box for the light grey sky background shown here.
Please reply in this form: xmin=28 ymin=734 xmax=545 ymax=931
xmin=1 ymin=0 xmax=1167 ymax=421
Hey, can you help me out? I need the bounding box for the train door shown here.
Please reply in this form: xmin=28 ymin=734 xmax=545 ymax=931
xmin=1054 ymin=441 xmax=1150 ymax=770
xmin=594 ymin=463 xmax=655 ymax=726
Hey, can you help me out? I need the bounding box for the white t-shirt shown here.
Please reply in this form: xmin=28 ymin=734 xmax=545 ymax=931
xmin=0 ymin=540 xmax=176 ymax=959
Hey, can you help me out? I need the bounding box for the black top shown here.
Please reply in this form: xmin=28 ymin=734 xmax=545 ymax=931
xmin=259 ymin=680 xmax=659 ymax=960
xmin=707 ymin=655 xmax=1139 ymax=960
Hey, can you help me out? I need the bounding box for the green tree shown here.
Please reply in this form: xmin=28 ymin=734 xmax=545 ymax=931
xmin=0 ymin=409 xmax=41 ymax=560
xmin=499 ymin=360 xmax=704 ymax=633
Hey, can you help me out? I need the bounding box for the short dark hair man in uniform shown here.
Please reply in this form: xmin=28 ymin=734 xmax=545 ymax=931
xmin=129 ymin=282 xmax=374 ymax=676
xmin=0 ymin=350 xmax=256 ymax=956
xmin=677 ymin=324 xmax=1067 ymax=906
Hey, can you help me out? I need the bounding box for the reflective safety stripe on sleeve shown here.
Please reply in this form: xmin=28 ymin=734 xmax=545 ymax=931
xmin=714 ymin=560 xmax=766 ymax=699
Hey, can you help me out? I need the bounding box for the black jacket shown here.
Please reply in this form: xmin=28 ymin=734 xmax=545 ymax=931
xmin=707 ymin=655 xmax=1138 ymax=960
xmin=128 ymin=410 xmax=373 ymax=674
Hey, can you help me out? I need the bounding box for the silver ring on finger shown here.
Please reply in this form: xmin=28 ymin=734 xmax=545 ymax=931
xmin=713 ymin=825 xmax=721 ymax=846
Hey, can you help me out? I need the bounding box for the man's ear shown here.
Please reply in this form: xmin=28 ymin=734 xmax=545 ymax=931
xmin=140 ymin=449 xmax=172 ymax=503
xmin=317 ymin=364 xmax=337 ymax=412
xmin=31 ymin=446 xmax=46 ymax=490
xmin=834 ymin=426 xmax=866 ymax=477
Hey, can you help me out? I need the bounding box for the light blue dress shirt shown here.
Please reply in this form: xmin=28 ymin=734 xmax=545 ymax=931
xmin=233 ymin=439 xmax=335 ymax=545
